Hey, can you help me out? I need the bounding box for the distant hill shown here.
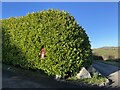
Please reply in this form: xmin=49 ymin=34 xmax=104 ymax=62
xmin=92 ymin=46 xmax=119 ymax=60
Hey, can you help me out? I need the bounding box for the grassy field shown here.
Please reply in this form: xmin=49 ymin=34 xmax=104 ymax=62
xmin=92 ymin=47 xmax=119 ymax=60
xmin=92 ymin=47 xmax=120 ymax=67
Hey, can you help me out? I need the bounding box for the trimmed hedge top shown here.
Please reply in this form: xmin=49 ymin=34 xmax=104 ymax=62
xmin=2 ymin=9 xmax=92 ymax=78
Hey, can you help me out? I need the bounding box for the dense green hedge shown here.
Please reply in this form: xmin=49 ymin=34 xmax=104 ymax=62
xmin=2 ymin=9 xmax=92 ymax=78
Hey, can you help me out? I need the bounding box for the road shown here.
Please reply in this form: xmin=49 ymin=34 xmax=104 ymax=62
xmin=2 ymin=62 xmax=120 ymax=89
xmin=2 ymin=64 xmax=88 ymax=89
xmin=93 ymin=61 xmax=120 ymax=88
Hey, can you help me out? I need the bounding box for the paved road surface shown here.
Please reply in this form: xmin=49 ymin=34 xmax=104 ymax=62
xmin=0 ymin=64 xmax=2 ymax=89
xmin=93 ymin=61 xmax=120 ymax=88
xmin=2 ymin=63 xmax=120 ymax=89
xmin=2 ymin=64 xmax=87 ymax=89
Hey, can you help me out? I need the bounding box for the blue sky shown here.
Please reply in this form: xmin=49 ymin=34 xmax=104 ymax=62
xmin=2 ymin=2 xmax=118 ymax=48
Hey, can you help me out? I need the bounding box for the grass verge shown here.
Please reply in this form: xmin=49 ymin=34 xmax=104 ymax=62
xmin=67 ymin=73 xmax=107 ymax=86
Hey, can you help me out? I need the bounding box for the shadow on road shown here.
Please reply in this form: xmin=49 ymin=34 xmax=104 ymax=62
xmin=2 ymin=64 xmax=82 ymax=88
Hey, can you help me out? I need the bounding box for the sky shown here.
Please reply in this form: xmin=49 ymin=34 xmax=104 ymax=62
xmin=2 ymin=2 xmax=118 ymax=48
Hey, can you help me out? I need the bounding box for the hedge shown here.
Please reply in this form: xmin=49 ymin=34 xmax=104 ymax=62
xmin=2 ymin=9 xmax=92 ymax=78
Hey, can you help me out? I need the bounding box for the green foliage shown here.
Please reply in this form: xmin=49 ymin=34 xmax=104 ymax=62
xmin=2 ymin=9 xmax=92 ymax=78
xmin=67 ymin=73 xmax=106 ymax=85
xmin=80 ymin=74 xmax=106 ymax=85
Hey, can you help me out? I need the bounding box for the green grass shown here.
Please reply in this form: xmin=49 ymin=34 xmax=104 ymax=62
xmin=80 ymin=75 xmax=106 ymax=85
xmin=92 ymin=46 xmax=120 ymax=67
xmin=67 ymin=73 xmax=107 ymax=85
xmin=92 ymin=47 xmax=119 ymax=60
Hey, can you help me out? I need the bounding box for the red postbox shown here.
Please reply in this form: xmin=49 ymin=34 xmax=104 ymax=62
xmin=40 ymin=48 xmax=45 ymax=59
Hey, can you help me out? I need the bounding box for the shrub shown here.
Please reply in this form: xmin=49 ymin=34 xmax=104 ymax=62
xmin=2 ymin=9 xmax=92 ymax=78
xmin=92 ymin=55 xmax=103 ymax=60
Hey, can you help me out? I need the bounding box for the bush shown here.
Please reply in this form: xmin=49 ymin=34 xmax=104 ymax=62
xmin=92 ymin=55 xmax=103 ymax=60
xmin=2 ymin=9 xmax=92 ymax=78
